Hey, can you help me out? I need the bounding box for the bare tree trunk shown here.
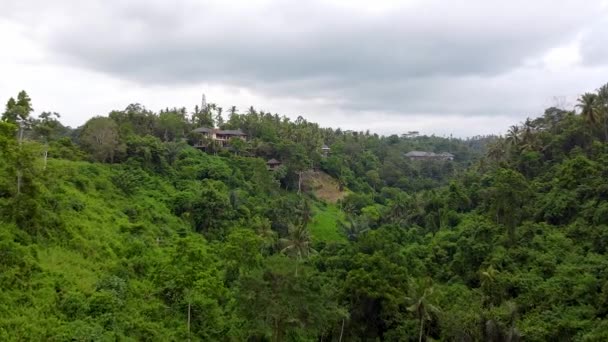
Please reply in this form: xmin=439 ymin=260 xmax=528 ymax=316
xmin=17 ymin=122 xmax=23 ymax=195
xmin=187 ymin=301 xmax=191 ymax=342
xmin=419 ymin=318 xmax=424 ymax=342
xmin=18 ymin=122 xmax=24 ymax=145
xmin=16 ymin=170 xmax=22 ymax=195
xmin=604 ymin=114 xmax=608 ymax=142
xmin=43 ymin=144 xmax=48 ymax=170
xmin=273 ymin=319 xmax=283 ymax=342
xmin=339 ymin=319 xmax=345 ymax=342
xmin=298 ymin=171 xmax=302 ymax=195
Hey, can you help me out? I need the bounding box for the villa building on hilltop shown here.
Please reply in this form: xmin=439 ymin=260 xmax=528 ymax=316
xmin=404 ymin=151 xmax=454 ymax=161
xmin=192 ymin=127 xmax=247 ymax=148
xmin=321 ymin=144 xmax=331 ymax=157
xmin=266 ymin=158 xmax=282 ymax=171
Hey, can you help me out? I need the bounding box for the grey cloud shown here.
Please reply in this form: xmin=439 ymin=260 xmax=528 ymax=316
xmin=48 ymin=1 xmax=596 ymax=81
xmin=580 ymin=19 xmax=608 ymax=66
xmin=4 ymin=0 xmax=608 ymax=121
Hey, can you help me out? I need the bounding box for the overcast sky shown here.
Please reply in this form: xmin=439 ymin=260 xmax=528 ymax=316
xmin=1 ymin=0 xmax=608 ymax=137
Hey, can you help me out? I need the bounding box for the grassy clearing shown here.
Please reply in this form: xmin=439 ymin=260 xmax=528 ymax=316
xmin=308 ymin=202 xmax=346 ymax=243
xmin=302 ymin=170 xmax=347 ymax=203
xmin=37 ymin=247 xmax=99 ymax=293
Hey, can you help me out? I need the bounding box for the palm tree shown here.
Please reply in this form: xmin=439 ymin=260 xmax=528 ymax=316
xmin=386 ymin=195 xmax=407 ymax=224
xmin=165 ymin=141 xmax=186 ymax=165
xmin=228 ymin=105 xmax=238 ymax=117
xmin=486 ymin=140 xmax=506 ymax=162
xmin=257 ymin=226 xmax=277 ymax=255
xmin=406 ymin=278 xmax=440 ymax=342
xmin=597 ymin=84 xmax=608 ymax=141
xmin=296 ymin=199 xmax=313 ymax=227
xmin=504 ymin=301 xmax=522 ymax=342
xmin=597 ymin=84 xmax=608 ymax=104
xmin=480 ymin=265 xmax=500 ymax=307
xmin=519 ymin=118 xmax=537 ymax=151
xmin=338 ymin=218 xmax=369 ymax=241
xmin=406 ymin=193 xmax=427 ymax=226
xmin=480 ymin=266 xmax=499 ymax=292
xmin=279 ymin=224 xmax=316 ymax=276
xmin=505 ymin=125 xmax=520 ymax=150
xmin=482 ymin=302 xmax=521 ymax=342
xmin=576 ymin=92 xmax=601 ymax=127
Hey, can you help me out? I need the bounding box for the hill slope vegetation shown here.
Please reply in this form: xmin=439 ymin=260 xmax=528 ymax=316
xmin=1 ymin=84 xmax=608 ymax=340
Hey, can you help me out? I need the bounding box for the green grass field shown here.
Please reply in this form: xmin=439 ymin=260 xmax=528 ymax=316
xmin=308 ymin=202 xmax=347 ymax=243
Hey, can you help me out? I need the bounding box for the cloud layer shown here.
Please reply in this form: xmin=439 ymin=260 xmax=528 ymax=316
xmin=1 ymin=0 xmax=608 ymax=136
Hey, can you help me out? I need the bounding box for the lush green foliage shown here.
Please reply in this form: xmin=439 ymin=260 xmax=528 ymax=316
xmin=2 ymin=84 xmax=608 ymax=341
xmin=308 ymin=203 xmax=347 ymax=243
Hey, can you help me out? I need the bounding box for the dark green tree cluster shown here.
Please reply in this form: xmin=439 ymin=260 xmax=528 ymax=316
xmin=2 ymin=83 xmax=608 ymax=341
xmin=0 ymin=92 xmax=346 ymax=340
xmin=312 ymin=82 xmax=608 ymax=340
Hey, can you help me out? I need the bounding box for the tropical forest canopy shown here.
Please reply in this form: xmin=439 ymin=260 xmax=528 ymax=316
xmin=1 ymin=83 xmax=608 ymax=341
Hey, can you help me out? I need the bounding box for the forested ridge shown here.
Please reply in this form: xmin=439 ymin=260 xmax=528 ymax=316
xmin=1 ymin=83 xmax=608 ymax=341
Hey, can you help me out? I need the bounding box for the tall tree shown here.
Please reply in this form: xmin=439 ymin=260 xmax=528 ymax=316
xmin=109 ymin=103 xmax=156 ymax=136
xmin=280 ymin=224 xmax=315 ymax=276
xmin=2 ymin=91 xmax=33 ymax=123
xmin=33 ymin=112 xmax=61 ymax=168
xmin=215 ymin=107 xmax=224 ymax=127
xmin=406 ymin=278 xmax=440 ymax=342
xmin=486 ymin=168 xmax=529 ymax=244
xmin=2 ymin=91 xmax=34 ymax=194
xmin=192 ymin=104 xmax=214 ymax=128
xmin=158 ymin=108 xmax=188 ymax=141
xmin=596 ymin=83 xmax=608 ymax=141
xmin=480 ymin=265 xmax=500 ymax=307
xmin=505 ymin=125 xmax=521 ymax=150
xmin=228 ymin=106 xmax=237 ymax=118
xmin=228 ymin=136 xmax=247 ymax=156
xmin=235 ymin=256 xmax=344 ymax=341
xmin=339 ymin=218 xmax=369 ymax=241
xmin=80 ymin=116 xmax=122 ymax=162
xmin=576 ymin=92 xmax=601 ymax=128
xmin=33 ymin=112 xmax=61 ymax=141
xmin=1 ymin=97 xmax=18 ymax=123
xmin=2 ymin=91 xmax=34 ymax=142
xmin=520 ymin=118 xmax=537 ymax=151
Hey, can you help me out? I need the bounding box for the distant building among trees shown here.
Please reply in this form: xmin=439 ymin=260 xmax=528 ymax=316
xmin=321 ymin=144 xmax=331 ymax=157
xmin=192 ymin=127 xmax=247 ymax=148
xmin=266 ymin=158 xmax=282 ymax=171
xmin=404 ymin=151 xmax=454 ymax=161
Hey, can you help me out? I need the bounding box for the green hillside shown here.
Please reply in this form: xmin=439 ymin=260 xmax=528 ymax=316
xmin=2 ymin=84 xmax=608 ymax=340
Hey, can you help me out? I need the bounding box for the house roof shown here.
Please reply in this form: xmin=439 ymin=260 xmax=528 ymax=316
xmin=193 ymin=127 xmax=214 ymax=133
xmin=267 ymin=158 xmax=281 ymax=165
xmin=321 ymin=144 xmax=330 ymax=150
xmin=192 ymin=127 xmax=247 ymax=136
xmin=217 ymin=129 xmax=246 ymax=136
xmin=405 ymin=151 xmax=435 ymax=157
xmin=405 ymin=151 xmax=454 ymax=158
